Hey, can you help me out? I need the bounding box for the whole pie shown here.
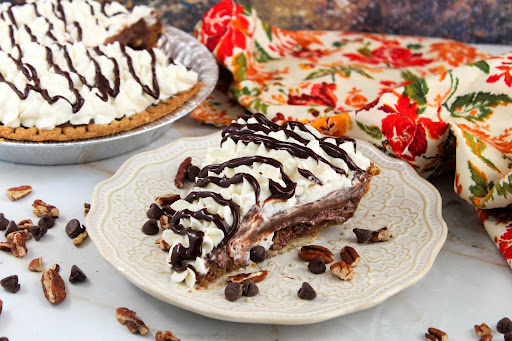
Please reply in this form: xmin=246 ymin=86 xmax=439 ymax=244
xmin=161 ymin=114 xmax=380 ymax=287
xmin=0 ymin=0 xmax=200 ymax=142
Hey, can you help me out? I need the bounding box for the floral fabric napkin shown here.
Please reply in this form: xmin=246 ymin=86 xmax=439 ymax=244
xmin=191 ymin=0 xmax=512 ymax=268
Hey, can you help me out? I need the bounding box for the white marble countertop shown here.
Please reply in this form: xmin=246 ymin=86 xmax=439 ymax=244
xmin=1 ymin=45 xmax=511 ymax=341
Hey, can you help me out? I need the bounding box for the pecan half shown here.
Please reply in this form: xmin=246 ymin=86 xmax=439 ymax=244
xmin=17 ymin=219 xmax=33 ymax=230
xmin=426 ymin=328 xmax=448 ymax=341
xmin=475 ymin=323 xmax=492 ymax=337
xmin=155 ymin=331 xmax=181 ymax=341
xmin=11 ymin=232 xmax=28 ymax=257
xmin=330 ymin=260 xmax=354 ymax=280
xmin=115 ymin=307 xmax=149 ymax=336
xmin=6 ymin=185 xmax=32 ymax=201
xmin=175 ymin=157 xmax=192 ymax=189
xmin=227 ymin=270 xmax=269 ymax=284
xmin=32 ymin=200 xmax=59 ymax=218
xmin=340 ymin=246 xmax=360 ymax=267
xmin=28 ymin=257 xmax=43 ymax=272
xmin=298 ymin=245 xmax=334 ymax=263
xmin=41 ymin=269 xmax=66 ymax=304
xmin=73 ymin=231 xmax=88 ymax=246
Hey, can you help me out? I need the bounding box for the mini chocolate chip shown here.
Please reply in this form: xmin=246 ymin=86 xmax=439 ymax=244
xmin=1 ymin=275 xmax=20 ymax=293
xmin=146 ymin=203 xmax=164 ymax=220
xmin=65 ymin=219 xmax=85 ymax=239
xmin=224 ymin=282 xmax=242 ymax=302
xmin=186 ymin=165 xmax=200 ymax=182
xmin=297 ymin=282 xmax=316 ymax=300
xmin=242 ymin=280 xmax=259 ymax=297
xmin=498 ymin=317 xmax=512 ymax=334
xmin=162 ymin=205 xmax=176 ymax=216
xmin=308 ymin=257 xmax=326 ymax=274
xmin=250 ymin=246 xmax=266 ymax=263
xmin=4 ymin=221 xmax=19 ymax=236
xmin=142 ymin=219 xmax=159 ymax=235
xmin=38 ymin=214 xmax=55 ymax=229
xmin=0 ymin=213 xmax=9 ymax=230
xmin=29 ymin=225 xmax=48 ymax=241
xmin=506 ymin=334 xmax=512 ymax=341
xmin=69 ymin=265 xmax=87 ymax=283
xmin=353 ymin=228 xmax=373 ymax=243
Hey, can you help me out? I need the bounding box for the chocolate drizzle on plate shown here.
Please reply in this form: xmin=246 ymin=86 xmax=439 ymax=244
xmin=169 ymin=114 xmax=365 ymax=275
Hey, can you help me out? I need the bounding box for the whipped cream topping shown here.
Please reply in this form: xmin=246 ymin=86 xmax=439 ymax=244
xmin=162 ymin=114 xmax=372 ymax=286
xmin=0 ymin=0 xmax=198 ymax=130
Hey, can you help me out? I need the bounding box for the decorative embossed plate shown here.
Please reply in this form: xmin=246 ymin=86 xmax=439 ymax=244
xmin=87 ymin=132 xmax=447 ymax=325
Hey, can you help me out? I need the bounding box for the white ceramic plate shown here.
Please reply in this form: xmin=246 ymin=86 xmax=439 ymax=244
xmin=87 ymin=132 xmax=447 ymax=325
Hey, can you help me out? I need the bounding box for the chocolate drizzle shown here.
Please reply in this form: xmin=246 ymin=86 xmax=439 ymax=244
xmin=0 ymin=0 xmax=165 ymax=117
xmin=168 ymin=114 xmax=366 ymax=277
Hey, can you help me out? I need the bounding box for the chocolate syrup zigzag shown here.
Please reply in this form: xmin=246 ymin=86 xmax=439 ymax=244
xmin=162 ymin=114 xmax=374 ymax=285
xmin=0 ymin=0 xmax=197 ymax=130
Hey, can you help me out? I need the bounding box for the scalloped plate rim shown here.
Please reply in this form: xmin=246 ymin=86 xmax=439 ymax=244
xmin=87 ymin=131 xmax=447 ymax=325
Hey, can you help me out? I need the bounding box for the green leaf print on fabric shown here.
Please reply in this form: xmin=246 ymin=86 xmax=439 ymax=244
xmin=401 ymin=70 xmax=421 ymax=83
xmin=468 ymin=160 xmax=495 ymax=200
xmin=261 ymin=21 xmax=273 ymax=41
xmin=304 ymin=66 xmax=373 ymax=81
xmin=471 ymin=60 xmax=491 ymax=74
xmin=356 ymin=121 xmax=383 ymax=140
xmin=461 ymin=130 xmax=500 ymax=172
xmin=450 ymin=92 xmax=512 ymax=123
xmin=233 ymin=53 xmax=247 ymax=82
xmin=403 ymin=78 xmax=429 ymax=106
xmin=254 ymin=41 xmax=278 ymax=63
xmin=406 ymin=43 xmax=423 ymax=50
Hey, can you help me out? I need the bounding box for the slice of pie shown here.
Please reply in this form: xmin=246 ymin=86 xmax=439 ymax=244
xmin=162 ymin=114 xmax=380 ymax=287
xmin=0 ymin=0 xmax=199 ymax=142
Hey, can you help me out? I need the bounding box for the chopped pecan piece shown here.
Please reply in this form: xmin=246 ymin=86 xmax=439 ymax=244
xmin=6 ymin=185 xmax=32 ymax=201
xmin=17 ymin=219 xmax=33 ymax=230
xmin=475 ymin=323 xmax=492 ymax=337
xmin=227 ymin=270 xmax=269 ymax=284
xmin=41 ymin=269 xmax=66 ymax=304
xmin=156 ymin=194 xmax=180 ymax=206
xmin=159 ymin=215 xmax=171 ymax=230
xmin=155 ymin=331 xmax=181 ymax=341
xmin=330 ymin=260 xmax=354 ymax=280
xmin=73 ymin=231 xmax=88 ymax=246
xmin=115 ymin=307 xmax=149 ymax=336
xmin=11 ymin=232 xmax=28 ymax=257
xmin=426 ymin=327 xmax=448 ymax=341
xmin=479 ymin=335 xmax=493 ymax=341
xmin=370 ymin=227 xmax=393 ymax=242
xmin=0 ymin=241 xmax=12 ymax=252
xmin=175 ymin=157 xmax=192 ymax=189
xmin=157 ymin=238 xmax=170 ymax=251
xmin=28 ymin=257 xmax=44 ymax=272
xmin=32 ymin=200 xmax=59 ymax=218
xmin=7 ymin=229 xmax=30 ymax=242
xmin=298 ymin=245 xmax=334 ymax=263
xmin=52 ymin=264 xmax=60 ymax=272
xmin=84 ymin=203 xmax=90 ymax=216
xmin=340 ymin=246 xmax=360 ymax=267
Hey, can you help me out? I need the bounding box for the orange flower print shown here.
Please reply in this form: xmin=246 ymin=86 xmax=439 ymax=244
xmin=429 ymin=41 xmax=490 ymax=67
xmin=344 ymin=88 xmax=368 ymax=109
xmin=311 ymin=113 xmax=353 ymax=136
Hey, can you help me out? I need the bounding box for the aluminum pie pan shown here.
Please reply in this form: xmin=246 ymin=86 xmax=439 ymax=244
xmin=0 ymin=25 xmax=218 ymax=165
